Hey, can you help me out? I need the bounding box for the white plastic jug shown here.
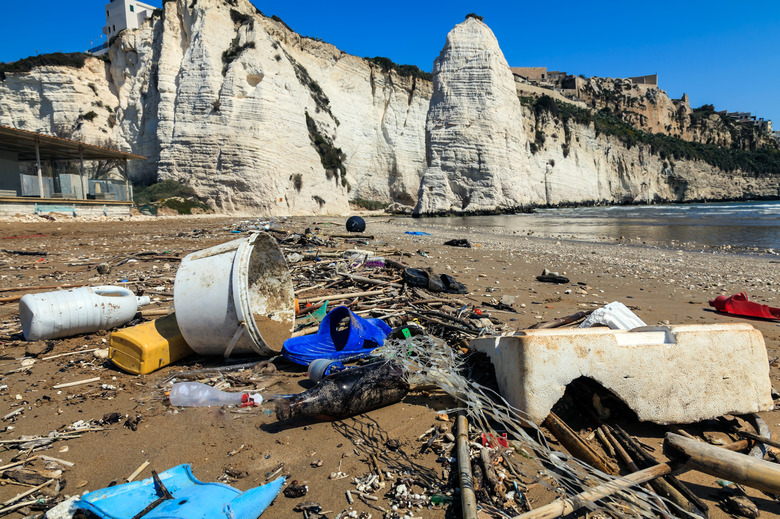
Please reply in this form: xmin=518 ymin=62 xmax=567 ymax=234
xmin=19 ymin=286 xmax=151 ymax=341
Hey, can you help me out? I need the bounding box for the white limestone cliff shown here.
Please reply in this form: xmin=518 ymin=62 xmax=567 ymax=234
xmin=412 ymin=18 xmax=779 ymax=215
xmin=415 ymin=18 xmax=543 ymax=216
xmin=0 ymin=3 xmax=776 ymax=216
xmin=105 ymin=0 xmax=433 ymax=214
xmin=0 ymin=0 xmax=431 ymax=215
xmin=0 ymin=58 xmax=118 ymax=144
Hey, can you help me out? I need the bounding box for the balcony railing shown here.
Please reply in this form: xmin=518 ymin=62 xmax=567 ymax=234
xmin=87 ymin=42 xmax=109 ymax=54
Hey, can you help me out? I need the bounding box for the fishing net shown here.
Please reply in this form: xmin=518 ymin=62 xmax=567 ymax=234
xmin=376 ymin=334 xmax=692 ymax=519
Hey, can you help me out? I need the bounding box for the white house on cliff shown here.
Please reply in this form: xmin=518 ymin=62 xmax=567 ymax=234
xmin=89 ymin=0 xmax=157 ymax=55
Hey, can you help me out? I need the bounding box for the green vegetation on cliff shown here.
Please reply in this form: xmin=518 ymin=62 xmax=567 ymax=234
xmin=525 ymin=95 xmax=780 ymax=176
xmin=305 ymin=112 xmax=347 ymax=186
xmin=134 ymin=179 xmax=210 ymax=214
xmin=365 ymin=57 xmax=432 ymax=82
xmin=0 ymin=52 xmax=89 ymax=80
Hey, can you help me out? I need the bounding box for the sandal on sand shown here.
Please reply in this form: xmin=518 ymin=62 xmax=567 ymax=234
xmin=282 ymin=306 xmax=392 ymax=366
xmin=402 ymin=268 xmax=467 ymax=294
xmin=536 ymin=269 xmax=569 ymax=284
xmin=440 ymin=274 xmax=467 ymax=294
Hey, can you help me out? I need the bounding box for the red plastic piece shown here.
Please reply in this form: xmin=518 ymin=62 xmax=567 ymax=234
xmin=709 ymin=292 xmax=780 ymax=320
xmin=481 ymin=432 xmax=508 ymax=448
xmin=239 ymin=394 xmax=258 ymax=407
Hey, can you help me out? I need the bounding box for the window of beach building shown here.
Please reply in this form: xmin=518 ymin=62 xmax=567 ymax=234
xmin=130 ymin=4 xmax=134 ymax=11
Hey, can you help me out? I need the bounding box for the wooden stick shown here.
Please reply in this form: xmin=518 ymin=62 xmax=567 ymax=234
xmin=3 ymin=407 xmax=24 ymax=420
xmin=299 ymin=289 xmax=386 ymax=304
xmin=0 ymin=457 xmax=38 ymax=472
xmin=127 ymin=460 xmax=150 ymax=482
xmin=42 ymin=348 xmax=100 ymax=361
xmin=52 ymin=377 xmax=100 ymax=389
xmin=516 ymin=439 xmax=751 ymax=519
xmin=542 ymin=412 xmax=617 ymax=475
xmin=1 ymin=478 xmax=55 ymax=506
xmin=0 ymin=499 xmax=40 ymax=516
xmin=338 ymin=272 xmax=403 ymax=288
xmin=513 ymin=462 xmax=676 ymax=519
xmin=735 ymin=429 xmax=780 ymax=450
xmin=141 ymin=308 xmax=174 ymax=317
xmin=327 ymin=233 xmax=375 ymax=240
xmin=664 ymin=432 xmax=780 ymax=494
xmin=530 ymin=310 xmax=593 ymax=329
xmin=600 ymin=426 xmax=675 ymax=518
xmin=294 ymin=283 xmax=327 ymax=295
xmin=612 ymin=425 xmax=709 ymax=515
xmin=457 ymin=414 xmax=478 ymax=519
xmin=0 ymin=283 xmax=84 ymax=294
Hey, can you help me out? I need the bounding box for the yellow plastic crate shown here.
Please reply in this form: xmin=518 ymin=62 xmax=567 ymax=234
xmin=109 ymin=313 xmax=194 ymax=375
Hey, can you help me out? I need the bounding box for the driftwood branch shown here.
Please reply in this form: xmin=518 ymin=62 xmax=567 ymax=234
xmin=735 ymin=429 xmax=780 ymax=450
xmin=530 ymin=310 xmax=593 ymax=329
xmin=612 ymin=424 xmax=708 ymax=515
xmin=542 ymin=412 xmax=617 ymax=475
xmin=299 ymin=289 xmax=387 ymax=304
xmin=664 ymin=432 xmax=780 ymax=495
xmin=513 ymin=439 xmax=751 ymax=519
xmin=457 ymin=414 xmax=478 ymax=519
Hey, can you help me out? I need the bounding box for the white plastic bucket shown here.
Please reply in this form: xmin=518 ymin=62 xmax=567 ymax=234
xmin=20 ymin=286 xmax=151 ymax=341
xmin=173 ymin=232 xmax=295 ymax=357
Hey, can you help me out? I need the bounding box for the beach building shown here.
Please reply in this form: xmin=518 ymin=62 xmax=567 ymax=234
xmin=0 ymin=125 xmax=144 ymax=215
xmin=89 ymin=0 xmax=157 ymax=55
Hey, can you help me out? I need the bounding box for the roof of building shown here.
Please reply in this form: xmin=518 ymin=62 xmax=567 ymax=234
xmin=0 ymin=125 xmax=146 ymax=162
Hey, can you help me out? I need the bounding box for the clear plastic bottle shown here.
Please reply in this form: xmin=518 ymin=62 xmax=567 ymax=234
xmin=169 ymin=382 xmax=262 ymax=407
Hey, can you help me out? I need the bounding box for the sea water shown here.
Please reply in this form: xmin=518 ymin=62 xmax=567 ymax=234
xmin=427 ymin=200 xmax=780 ymax=251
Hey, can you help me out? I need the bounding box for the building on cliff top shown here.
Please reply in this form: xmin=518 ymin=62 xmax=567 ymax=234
xmin=89 ymin=0 xmax=157 ymax=55
xmin=628 ymin=74 xmax=658 ymax=86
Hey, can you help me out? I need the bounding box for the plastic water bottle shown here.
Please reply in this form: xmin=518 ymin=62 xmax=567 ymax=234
xmin=169 ymin=382 xmax=262 ymax=407
xmin=19 ymin=286 xmax=151 ymax=341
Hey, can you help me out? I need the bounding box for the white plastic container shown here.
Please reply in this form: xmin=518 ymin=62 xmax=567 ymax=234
xmin=173 ymin=232 xmax=295 ymax=358
xmin=579 ymin=301 xmax=646 ymax=330
xmin=169 ymin=381 xmax=262 ymax=407
xmin=19 ymin=286 xmax=151 ymax=341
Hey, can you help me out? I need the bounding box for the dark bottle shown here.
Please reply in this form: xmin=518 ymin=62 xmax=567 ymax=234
xmin=276 ymin=360 xmax=409 ymax=421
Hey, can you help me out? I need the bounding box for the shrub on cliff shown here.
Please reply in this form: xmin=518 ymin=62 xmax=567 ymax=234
xmin=0 ymin=52 xmax=88 ymax=78
xmin=222 ymin=37 xmax=255 ymax=75
xmin=533 ymin=96 xmax=780 ymax=176
xmin=365 ymin=57 xmax=432 ymax=81
xmin=305 ymin=112 xmax=346 ymax=177
xmin=134 ymin=180 xmax=210 ymax=215
xmin=134 ymin=179 xmax=191 ymax=204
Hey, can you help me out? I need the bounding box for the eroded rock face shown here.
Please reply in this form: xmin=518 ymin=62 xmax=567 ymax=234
xmin=0 ymin=58 xmax=118 ymax=144
xmin=0 ymin=4 xmax=776 ymax=216
xmin=112 ymin=0 xmax=432 ymax=214
xmin=0 ymin=0 xmax=431 ymax=215
xmin=413 ymin=18 xmax=780 ymax=216
xmin=414 ymin=18 xmax=542 ymax=216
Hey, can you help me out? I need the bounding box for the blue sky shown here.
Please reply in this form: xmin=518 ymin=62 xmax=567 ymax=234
xmin=2 ymin=1 xmax=779 ymax=126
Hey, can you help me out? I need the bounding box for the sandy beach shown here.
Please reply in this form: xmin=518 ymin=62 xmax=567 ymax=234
xmin=0 ymin=213 xmax=778 ymax=518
